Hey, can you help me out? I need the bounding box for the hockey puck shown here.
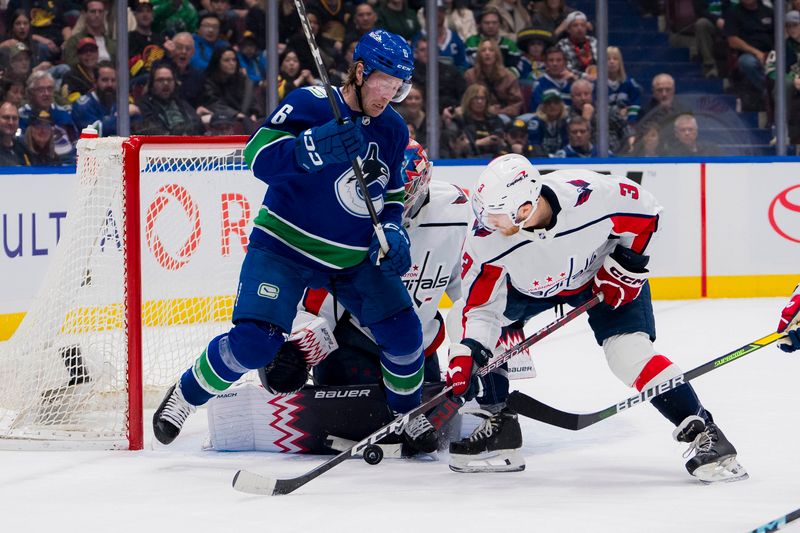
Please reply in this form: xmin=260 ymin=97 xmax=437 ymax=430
xmin=363 ymin=444 xmax=383 ymax=465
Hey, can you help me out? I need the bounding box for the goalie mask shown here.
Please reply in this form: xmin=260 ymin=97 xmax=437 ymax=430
xmin=401 ymin=139 xmax=432 ymax=225
xmin=471 ymin=154 xmax=541 ymax=234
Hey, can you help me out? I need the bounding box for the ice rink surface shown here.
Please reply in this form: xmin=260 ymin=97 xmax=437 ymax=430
xmin=1 ymin=297 xmax=798 ymax=533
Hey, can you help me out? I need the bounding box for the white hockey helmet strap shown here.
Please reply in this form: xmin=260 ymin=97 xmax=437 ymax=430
xmin=472 ymin=154 xmax=542 ymax=230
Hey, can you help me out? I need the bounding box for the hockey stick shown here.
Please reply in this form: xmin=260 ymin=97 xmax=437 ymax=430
xmin=747 ymin=507 xmax=800 ymax=532
xmin=292 ymin=0 xmax=388 ymax=256
xmin=506 ymin=331 xmax=786 ymax=431
xmin=231 ymin=293 xmax=602 ymax=495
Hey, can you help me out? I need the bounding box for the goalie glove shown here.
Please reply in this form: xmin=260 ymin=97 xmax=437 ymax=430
xmin=260 ymin=313 xmax=338 ymax=395
xmin=287 ymin=311 xmax=339 ymax=367
xmin=593 ymin=246 xmax=649 ymax=310
xmin=777 ymin=284 xmax=800 ymax=353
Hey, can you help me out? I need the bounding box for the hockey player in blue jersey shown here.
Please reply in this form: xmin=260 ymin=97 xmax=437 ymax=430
xmin=153 ymin=29 xmax=437 ymax=453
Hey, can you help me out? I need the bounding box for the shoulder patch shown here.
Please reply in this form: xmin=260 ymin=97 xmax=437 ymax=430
xmin=76 ymin=94 xmax=91 ymax=105
xmin=451 ymin=184 xmax=469 ymax=204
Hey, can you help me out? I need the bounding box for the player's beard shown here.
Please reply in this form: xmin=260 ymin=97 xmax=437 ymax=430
xmin=499 ymin=225 xmax=520 ymax=236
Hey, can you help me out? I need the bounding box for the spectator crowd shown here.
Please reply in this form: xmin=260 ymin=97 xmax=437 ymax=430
xmin=0 ymin=0 xmax=794 ymax=165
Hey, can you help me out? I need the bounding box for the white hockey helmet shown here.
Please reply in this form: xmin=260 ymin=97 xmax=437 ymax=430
xmin=471 ymin=154 xmax=542 ymax=232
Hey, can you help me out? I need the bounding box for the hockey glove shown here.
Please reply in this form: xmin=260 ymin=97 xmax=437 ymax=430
xmin=287 ymin=311 xmax=339 ymax=366
xmin=260 ymin=342 xmax=309 ymax=395
xmin=294 ymin=117 xmax=362 ymax=172
xmin=593 ymin=245 xmax=649 ymax=309
xmin=368 ymin=222 xmax=412 ymax=277
xmin=446 ymin=339 xmax=491 ymax=400
xmin=777 ymin=285 xmax=800 ymax=353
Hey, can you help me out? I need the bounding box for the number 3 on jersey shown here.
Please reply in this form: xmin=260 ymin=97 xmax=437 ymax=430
xmin=619 ymin=182 xmax=639 ymax=199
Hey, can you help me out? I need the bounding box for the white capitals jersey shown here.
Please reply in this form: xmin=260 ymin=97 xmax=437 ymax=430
xmin=455 ymin=169 xmax=662 ymax=351
xmin=299 ymin=180 xmax=471 ymax=355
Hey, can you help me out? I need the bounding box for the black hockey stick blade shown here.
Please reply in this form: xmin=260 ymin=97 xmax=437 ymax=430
xmin=232 ymin=294 xmax=600 ymax=495
xmin=747 ymin=506 xmax=800 ymax=532
xmin=507 ymin=331 xmax=785 ymax=431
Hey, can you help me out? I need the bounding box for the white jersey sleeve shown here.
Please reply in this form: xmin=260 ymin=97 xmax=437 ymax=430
xmin=453 ymin=233 xmax=512 ymax=352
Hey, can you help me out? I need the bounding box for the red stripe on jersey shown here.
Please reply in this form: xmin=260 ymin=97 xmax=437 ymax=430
xmin=634 ymin=354 xmax=673 ymax=391
xmin=557 ymin=280 xmax=592 ymax=296
xmin=462 ymin=263 xmax=504 ymax=335
xmin=303 ymin=288 xmax=329 ymax=315
xmin=425 ymin=318 xmax=446 ymax=357
xmin=611 ymin=214 xmax=659 ymax=254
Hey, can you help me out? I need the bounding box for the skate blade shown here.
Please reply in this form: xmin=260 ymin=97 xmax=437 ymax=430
xmin=449 ymin=449 xmax=525 ymax=473
xmin=694 ymin=456 xmax=749 ymax=484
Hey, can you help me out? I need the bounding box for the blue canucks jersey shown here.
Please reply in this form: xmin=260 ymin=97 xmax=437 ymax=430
xmin=243 ymin=86 xmax=408 ymax=272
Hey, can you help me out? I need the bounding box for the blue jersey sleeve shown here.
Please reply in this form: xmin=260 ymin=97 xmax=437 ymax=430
xmin=243 ymin=87 xmax=336 ymax=185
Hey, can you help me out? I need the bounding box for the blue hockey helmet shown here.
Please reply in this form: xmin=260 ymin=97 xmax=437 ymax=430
xmin=354 ymin=30 xmax=414 ymax=102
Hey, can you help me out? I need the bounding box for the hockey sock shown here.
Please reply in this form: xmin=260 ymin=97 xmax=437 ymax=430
xmin=370 ymin=308 xmax=424 ymax=413
xmin=649 ymin=382 xmax=708 ymax=426
xmin=182 ymin=321 xmax=286 ymax=406
xmin=380 ymin=348 xmax=424 ymax=413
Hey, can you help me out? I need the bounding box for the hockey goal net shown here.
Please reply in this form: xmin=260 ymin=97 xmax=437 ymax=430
xmin=0 ymin=135 xmax=261 ymax=450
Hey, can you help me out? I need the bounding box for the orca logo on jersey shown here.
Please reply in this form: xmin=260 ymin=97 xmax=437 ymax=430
xmin=334 ymin=142 xmax=389 ymax=218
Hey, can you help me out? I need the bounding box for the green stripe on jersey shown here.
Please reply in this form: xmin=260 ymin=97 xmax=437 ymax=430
xmin=381 ymin=364 xmax=425 ymax=396
xmin=384 ymin=188 xmax=405 ymax=206
xmin=254 ymin=207 xmax=369 ymax=269
xmin=192 ymin=349 xmax=233 ymax=394
xmin=244 ymin=128 xmax=294 ymax=167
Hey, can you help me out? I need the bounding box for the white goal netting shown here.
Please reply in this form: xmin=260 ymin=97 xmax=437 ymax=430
xmin=0 ymin=136 xmax=259 ymax=449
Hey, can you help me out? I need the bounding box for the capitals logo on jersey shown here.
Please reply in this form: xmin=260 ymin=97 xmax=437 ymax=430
xmin=403 ymin=250 xmax=451 ymax=306
xmin=335 ymin=142 xmax=389 ymax=218
xmin=567 ymin=179 xmax=593 ymax=206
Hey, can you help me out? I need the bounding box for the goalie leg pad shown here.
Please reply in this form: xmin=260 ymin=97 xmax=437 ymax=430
xmin=368 ymin=307 xmax=424 ymax=413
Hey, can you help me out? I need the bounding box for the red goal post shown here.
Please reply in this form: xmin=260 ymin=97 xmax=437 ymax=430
xmin=0 ymin=135 xmax=259 ymax=450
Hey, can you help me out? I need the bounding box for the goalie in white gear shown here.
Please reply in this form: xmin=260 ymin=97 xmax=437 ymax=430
xmin=445 ymin=153 xmax=746 ymax=483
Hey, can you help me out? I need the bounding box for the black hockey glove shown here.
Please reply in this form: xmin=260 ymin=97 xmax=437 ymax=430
xmin=258 ymin=342 xmax=309 ymax=395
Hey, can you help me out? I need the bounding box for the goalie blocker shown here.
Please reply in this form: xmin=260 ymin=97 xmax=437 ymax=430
xmin=205 ymin=382 xmax=458 ymax=454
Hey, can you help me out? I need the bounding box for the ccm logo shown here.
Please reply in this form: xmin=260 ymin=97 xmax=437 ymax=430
xmin=314 ymin=389 xmax=371 ymax=399
xmin=610 ymin=266 xmax=646 ymax=286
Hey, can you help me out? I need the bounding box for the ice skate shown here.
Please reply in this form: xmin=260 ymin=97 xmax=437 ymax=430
xmin=449 ymin=407 xmax=525 ymax=473
xmin=399 ymin=413 xmax=439 ymax=454
xmin=673 ymin=415 xmax=748 ymax=484
xmin=153 ymin=383 xmax=196 ymax=445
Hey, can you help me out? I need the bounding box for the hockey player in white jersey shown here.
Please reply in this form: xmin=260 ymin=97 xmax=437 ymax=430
xmin=777 ymin=284 xmax=800 ymax=352
xmin=445 ymin=154 xmax=747 ymax=483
